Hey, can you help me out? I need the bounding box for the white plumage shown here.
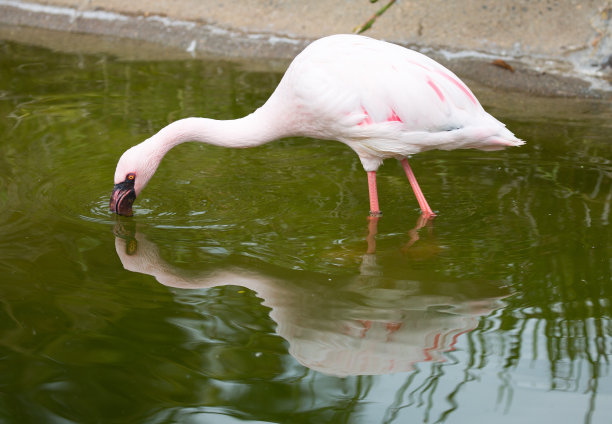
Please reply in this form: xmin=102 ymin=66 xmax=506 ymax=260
xmin=111 ymin=34 xmax=524 ymax=217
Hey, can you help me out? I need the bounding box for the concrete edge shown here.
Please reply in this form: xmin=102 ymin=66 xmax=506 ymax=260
xmin=0 ymin=1 xmax=610 ymax=99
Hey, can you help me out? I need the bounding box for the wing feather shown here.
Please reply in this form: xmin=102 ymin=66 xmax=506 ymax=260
xmin=274 ymin=34 xmax=522 ymax=169
xmin=287 ymin=35 xmax=484 ymax=133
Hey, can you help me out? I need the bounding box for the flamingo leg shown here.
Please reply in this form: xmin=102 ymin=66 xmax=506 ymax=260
xmin=401 ymin=158 xmax=435 ymax=217
xmin=367 ymin=171 xmax=382 ymax=217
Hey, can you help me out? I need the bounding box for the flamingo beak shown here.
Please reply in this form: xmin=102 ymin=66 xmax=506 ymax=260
xmin=110 ymin=181 xmax=136 ymax=216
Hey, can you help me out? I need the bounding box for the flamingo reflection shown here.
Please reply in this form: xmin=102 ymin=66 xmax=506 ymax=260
xmin=114 ymin=220 xmax=507 ymax=376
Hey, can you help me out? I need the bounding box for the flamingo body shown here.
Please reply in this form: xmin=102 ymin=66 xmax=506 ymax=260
xmin=111 ymin=34 xmax=523 ymax=217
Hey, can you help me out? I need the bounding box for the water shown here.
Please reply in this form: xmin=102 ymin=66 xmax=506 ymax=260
xmin=1 ymin=39 xmax=611 ymax=424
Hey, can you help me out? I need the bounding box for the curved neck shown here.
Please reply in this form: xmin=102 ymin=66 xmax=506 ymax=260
xmin=118 ymin=101 xmax=296 ymax=195
xmin=150 ymin=106 xmax=290 ymax=156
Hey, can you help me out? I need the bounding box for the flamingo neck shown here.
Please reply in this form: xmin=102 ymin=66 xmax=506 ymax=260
xmin=149 ymin=106 xmax=289 ymax=158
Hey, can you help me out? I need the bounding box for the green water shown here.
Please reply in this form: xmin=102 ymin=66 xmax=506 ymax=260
xmin=1 ymin=39 xmax=611 ymax=423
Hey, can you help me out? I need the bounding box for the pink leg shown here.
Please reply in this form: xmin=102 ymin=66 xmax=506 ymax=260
xmin=367 ymin=171 xmax=382 ymax=217
xmin=401 ymin=159 xmax=435 ymax=217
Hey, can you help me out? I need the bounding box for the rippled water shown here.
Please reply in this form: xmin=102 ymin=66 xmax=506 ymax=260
xmin=1 ymin=39 xmax=611 ymax=423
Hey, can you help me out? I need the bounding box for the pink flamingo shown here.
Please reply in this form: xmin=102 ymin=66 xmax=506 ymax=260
xmin=111 ymin=34 xmax=524 ymax=217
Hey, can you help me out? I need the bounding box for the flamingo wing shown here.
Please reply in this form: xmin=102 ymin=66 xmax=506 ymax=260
xmin=285 ymin=35 xmax=479 ymax=132
xmin=278 ymin=35 xmax=521 ymax=169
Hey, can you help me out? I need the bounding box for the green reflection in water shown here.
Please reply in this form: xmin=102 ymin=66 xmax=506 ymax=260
xmin=0 ymin=39 xmax=611 ymax=424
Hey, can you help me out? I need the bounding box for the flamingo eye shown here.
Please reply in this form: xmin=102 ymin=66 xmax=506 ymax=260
xmin=126 ymin=173 xmax=136 ymax=182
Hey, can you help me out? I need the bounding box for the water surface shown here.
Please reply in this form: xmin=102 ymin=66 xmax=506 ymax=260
xmin=1 ymin=39 xmax=611 ymax=423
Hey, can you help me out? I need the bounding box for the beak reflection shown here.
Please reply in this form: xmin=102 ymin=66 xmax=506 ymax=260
xmin=112 ymin=220 xmax=508 ymax=376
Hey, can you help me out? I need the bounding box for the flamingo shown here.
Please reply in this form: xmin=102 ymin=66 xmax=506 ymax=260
xmin=110 ymin=34 xmax=524 ymax=217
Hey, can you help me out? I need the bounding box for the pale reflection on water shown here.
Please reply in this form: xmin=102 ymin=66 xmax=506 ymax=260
xmin=114 ymin=220 xmax=507 ymax=377
xmin=1 ymin=38 xmax=612 ymax=424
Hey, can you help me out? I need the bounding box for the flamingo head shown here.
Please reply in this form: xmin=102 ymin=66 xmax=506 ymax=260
xmin=110 ymin=142 xmax=160 ymax=216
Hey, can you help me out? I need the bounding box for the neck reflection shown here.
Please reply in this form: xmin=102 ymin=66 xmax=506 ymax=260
xmin=113 ymin=218 xmax=508 ymax=377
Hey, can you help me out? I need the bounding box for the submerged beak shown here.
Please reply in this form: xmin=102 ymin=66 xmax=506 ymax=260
xmin=110 ymin=181 xmax=136 ymax=216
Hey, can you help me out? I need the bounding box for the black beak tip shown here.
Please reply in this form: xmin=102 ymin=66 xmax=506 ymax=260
xmin=110 ymin=186 xmax=136 ymax=217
